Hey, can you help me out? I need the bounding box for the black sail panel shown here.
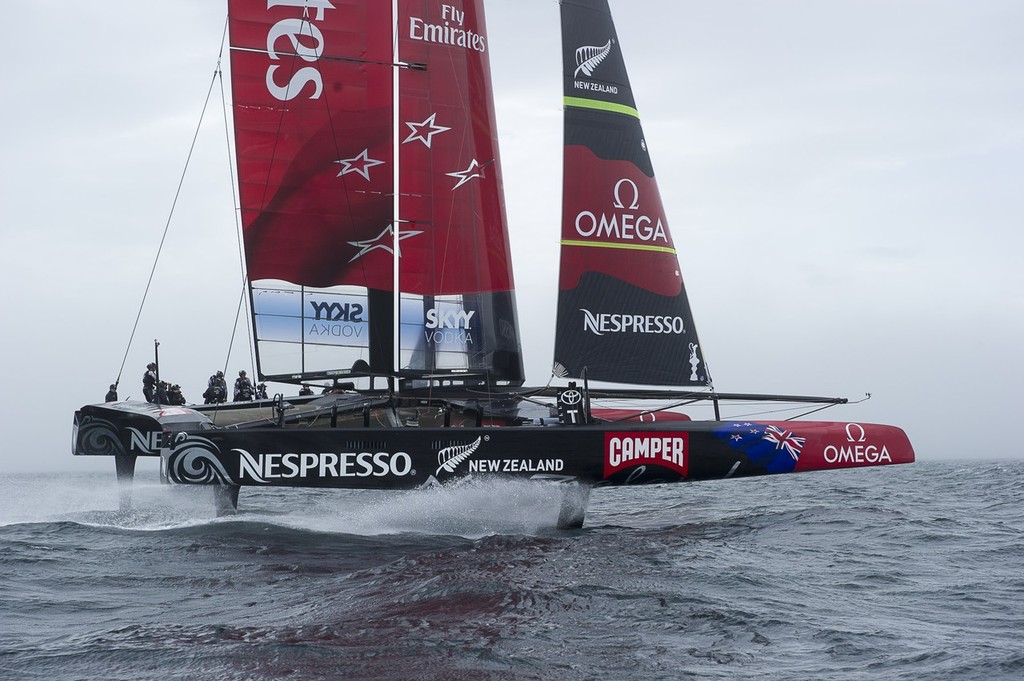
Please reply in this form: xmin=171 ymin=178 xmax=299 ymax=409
xmin=554 ymin=0 xmax=709 ymax=386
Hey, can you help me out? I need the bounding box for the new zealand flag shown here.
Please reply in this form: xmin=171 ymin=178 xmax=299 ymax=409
xmin=712 ymin=422 xmax=806 ymax=475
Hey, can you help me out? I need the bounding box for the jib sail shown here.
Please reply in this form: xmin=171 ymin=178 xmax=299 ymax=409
xmin=554 ymin=0 xmax=709 ymax=387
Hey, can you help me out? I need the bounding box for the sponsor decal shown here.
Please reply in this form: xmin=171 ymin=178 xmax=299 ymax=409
xmin=822 ymin=423 xmax=892 ymax=465
xmin=128 ymin=427 xmax=168 ymax=455
xmin=433 ymin=435 xmax=565 ymax=475
xmin=468 ymin=459 xmax=565 ymax=474
xmin=558 ymin=386 xmax=586 ymax=425
xmin=447 ymin=158 xmax=487 ymax=190
xmin=334 ymin=149 xmax=385 ymax=181
xmin=573 ymin=40 xmax=619 ymax=94
xmin=436 ymin=437 xmax=483 ymax=475
xmin=403 ymin=113 xmax=451 ymax=148
xmin=263 ymin=0 xmax=336 ymax=102
xmin=309 ymin=301 xmax=364 ymax=322
xmin=581 ymin=309 xmax=686 ymax=337
xmin=425 ymin=308 xmax=475 ymax=346
xmin=408 ymin=4 xmax=486 ymax=53
xmin=574 ymin=178 xmax=669 ymax=244
xmin=604 ymin=432 xmax=688 ymax=478
xmin=167 ymin=433 xmax=234 ymax=485
xmin=688 ymin=342 xmax=702 ymax=382
xmin=236 ymin=449 xmax=414 ymax=482
xmin=76 ymin=416 xmax=127 ymax=457
xmin=307 ymin=300 xmax=366 ymax=341
xmin=348 ymin=224 xmax=423 ymax=262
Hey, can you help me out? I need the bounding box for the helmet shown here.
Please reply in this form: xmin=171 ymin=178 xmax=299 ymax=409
xmin=239 ymin=370 xmax=247 ymax=376
xmin=147 ymin=363 xmax=156 ymax=369
xmin=216 ymin=371 xmax=224 ymax=377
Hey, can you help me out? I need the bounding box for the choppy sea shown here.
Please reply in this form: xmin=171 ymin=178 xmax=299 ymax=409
xmin=1 ymin=460 xmax=1022 ymax=680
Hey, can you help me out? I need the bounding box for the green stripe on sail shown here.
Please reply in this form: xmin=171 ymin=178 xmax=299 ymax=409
xmin=561 ymin=239 xmax=677 ymax=255
xmin=564 ymin=96 xmax=640 ymax=119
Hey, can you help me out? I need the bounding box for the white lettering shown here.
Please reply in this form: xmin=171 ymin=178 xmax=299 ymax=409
xmin=264 ymin=2 xmax=335 ymax=101
xmin=236 ymin=451 xmax=414 ymax=480
xmin=823 ymin=444 xmax=893 ymax=465
xmin=408 ymin=12 xmax=486 ymax=53
xmin=425 ymin=308 xmax=476 ymax=329
xmin=609 ymin=436 xmax=685 ymax=468
xmin=581 ymin=309 xmax=686 ymax=336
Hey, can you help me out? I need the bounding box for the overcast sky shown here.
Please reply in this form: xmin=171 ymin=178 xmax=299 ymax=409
xmin=1 ymin=0 xmax=1021 ymax=473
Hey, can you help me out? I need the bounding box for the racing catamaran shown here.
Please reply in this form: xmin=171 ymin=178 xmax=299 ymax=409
xmin=72 ymin=0 xmax=914 ymax=527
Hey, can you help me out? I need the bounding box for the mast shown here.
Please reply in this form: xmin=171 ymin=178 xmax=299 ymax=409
xmin=392 ymin=0 xmax=402 ymax=381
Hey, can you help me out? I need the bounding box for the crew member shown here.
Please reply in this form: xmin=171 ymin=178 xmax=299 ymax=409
xmin=204 ymin=371 xmax=227 ymax=404
xmin=156 ymin=381 xmax=170 ymax=405
xmin=105 ymin=383 xmax=118 ymax=402
xmin=234 ymin=370 xmax=254 ymax=401
xmin=142 ymin=363 xmax=157 ymax=403
xmin=168 ymin=384 xmax=186 ymax=405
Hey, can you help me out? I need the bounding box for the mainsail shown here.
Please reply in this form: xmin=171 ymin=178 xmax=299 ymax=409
xmin=228 ymin=0 xmax=523 ymax=385
xmin=554 ymin=0 xmax=708 ymax=386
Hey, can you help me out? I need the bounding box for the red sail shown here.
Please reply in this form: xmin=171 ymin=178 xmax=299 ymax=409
xmin=229 ymin=0 xmax=523 ymax=383
xmin=229 ymin=0 xmax=395 ymax=290
xmin=395 ymin=0 xmax=515 ymax=296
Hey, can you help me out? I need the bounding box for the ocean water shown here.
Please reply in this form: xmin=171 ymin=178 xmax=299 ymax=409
xmin=1 ymin=460 xmax=1022 ymax=680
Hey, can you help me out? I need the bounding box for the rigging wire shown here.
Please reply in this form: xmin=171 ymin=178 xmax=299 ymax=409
xmin=115 ymin=61 xmax=224 ymax=388
xmin=215 ymin=14 xmax=258 ymax=381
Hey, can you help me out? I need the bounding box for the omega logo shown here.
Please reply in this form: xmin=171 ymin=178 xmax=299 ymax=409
xmin=613 ymin=178 xmax=640 ymax=210
xmin=845 ymin=423 xmax=867 ymax=443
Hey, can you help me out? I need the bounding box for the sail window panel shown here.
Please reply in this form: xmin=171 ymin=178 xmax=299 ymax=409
xmin=302 ymin=344 xmax=372 ymax=375
xmin=256 ymin=341 xmax=303 ymax=378
xmin=398 ymin=294 xmax=473 ymax=372
xmin=255 ymin=340 xmax=370 ymax=378
xmin=301 ymin=288 xmax=370 ymax=349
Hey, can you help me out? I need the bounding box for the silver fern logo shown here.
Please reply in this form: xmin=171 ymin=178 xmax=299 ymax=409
xmin=435 ymin=437 xmax=484 ymax=475
xmin=574 ymin=39 xmax=613 ymax=78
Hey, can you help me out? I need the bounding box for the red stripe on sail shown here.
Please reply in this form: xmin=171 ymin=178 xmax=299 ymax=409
xmin=560 ymin=145 xmax=683 ymax=297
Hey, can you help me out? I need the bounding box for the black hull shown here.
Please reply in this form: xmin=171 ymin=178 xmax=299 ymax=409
xmin=74 ymin=395 xmax=914 ymax=490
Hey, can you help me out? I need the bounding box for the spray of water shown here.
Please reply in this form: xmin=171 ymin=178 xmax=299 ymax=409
xmin=0 ymin=472 xmax=575 ymax=538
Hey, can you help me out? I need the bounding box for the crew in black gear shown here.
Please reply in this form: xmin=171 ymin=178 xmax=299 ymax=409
xmin=204 ymin=371 xmax=228 ymax=403
xmin=234 ymin=370 xmax=254 ymax=401
xmin=142 ymin=363 xmax=157 ymax=403
xmin=167 ymin=384 xmax=186 ymax=405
